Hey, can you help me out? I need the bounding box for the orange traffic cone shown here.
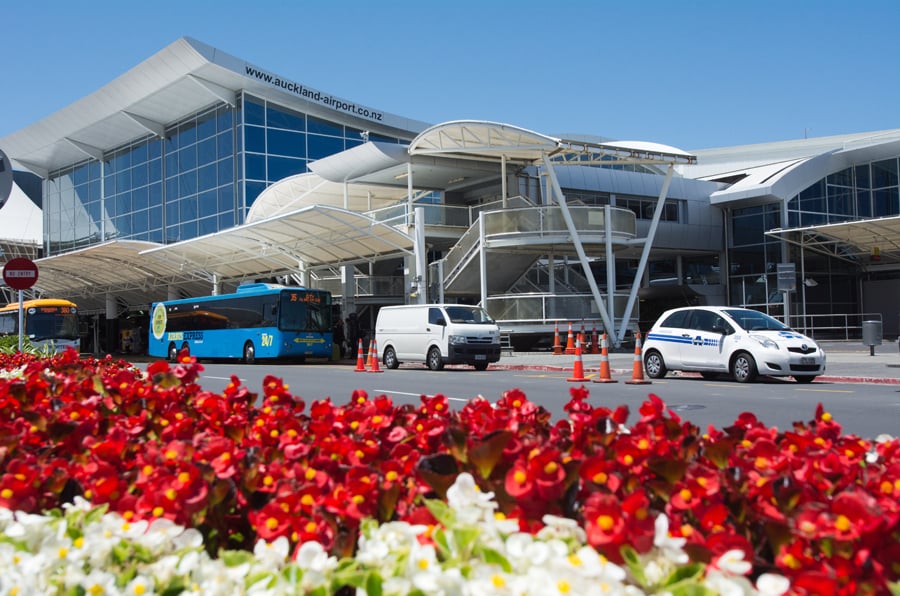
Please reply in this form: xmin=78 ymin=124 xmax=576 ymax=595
xmin=625 ymin=331 xmax=651 ymax=385
xmin=590 ymin=327 xmax=600 ymax=355
xmin=567 ymin=338 xmax=589 ymax=382
xmin=552 ymin=323 xmax=563 ymax=355
xmin=368 ymin=338 xmax=384 ymax=373
xmin=564 ymin=322 xmax=576 ymax=355
xmin=354 ymin=338 xmax=367 ymax=372
xmin=365 ymin=339 xmax=375 ymax=370
xmin=593 ymin=333 xmax=618 ymax=383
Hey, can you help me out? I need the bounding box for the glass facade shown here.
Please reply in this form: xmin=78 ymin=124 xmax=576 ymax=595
xmin=729 ymin=154 xmax=900 ymax=317
xmin=45 ymin=94 xmax=406 ymax=255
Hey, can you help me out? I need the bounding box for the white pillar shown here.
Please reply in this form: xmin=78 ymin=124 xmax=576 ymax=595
xmin=413 ymin=206 xmax=426 ymax=304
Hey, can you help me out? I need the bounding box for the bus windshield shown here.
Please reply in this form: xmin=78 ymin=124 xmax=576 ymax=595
xmin=279 ymin=290 xmax=332 ymax=332
xmin=27 ymin=309 xmax=80 ymax=340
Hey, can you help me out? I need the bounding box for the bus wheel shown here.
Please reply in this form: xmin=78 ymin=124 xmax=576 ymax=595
xmin=168 ymin=343 xmax=178 ymax=362
xmin=243 ymin=341 xmax=256 ymax=364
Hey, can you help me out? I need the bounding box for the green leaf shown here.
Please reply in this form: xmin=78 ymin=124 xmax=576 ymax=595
xmin=620 ymin=545 xmax=647 ymax=586
xmin=424 ymin=498 xmax=455 ymax=528
xmin=478 ymin=546 xmax=512 ymax=573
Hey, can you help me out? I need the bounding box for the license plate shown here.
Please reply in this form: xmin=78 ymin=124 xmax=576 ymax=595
xmin=475 ymin=354 xmax=486 ymax=360
xmin=800 ymin=357 xmax=815 ymax=365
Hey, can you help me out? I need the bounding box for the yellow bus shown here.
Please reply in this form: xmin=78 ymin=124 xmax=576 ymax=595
xmin=0 ymin=298 xmax=81 ymax=353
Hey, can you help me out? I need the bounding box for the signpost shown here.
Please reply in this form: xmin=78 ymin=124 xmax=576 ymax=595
xmin=2 ymin=257 xmax=39 ymax=352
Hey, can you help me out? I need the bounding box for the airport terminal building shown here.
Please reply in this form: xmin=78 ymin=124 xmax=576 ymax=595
xmin=1 ymin=37 xmax=898 ymax=353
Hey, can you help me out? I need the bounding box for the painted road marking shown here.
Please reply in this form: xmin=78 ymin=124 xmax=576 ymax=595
xmin=374 ymin=390 xmax=469 ymax=404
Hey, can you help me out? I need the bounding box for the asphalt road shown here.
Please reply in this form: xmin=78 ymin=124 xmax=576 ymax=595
xmin=152 ymin=359 xmax=900 ymax=440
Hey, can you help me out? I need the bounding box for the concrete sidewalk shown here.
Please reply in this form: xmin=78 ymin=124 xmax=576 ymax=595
xmin=492 ymin=339 xmax=900 ymax=385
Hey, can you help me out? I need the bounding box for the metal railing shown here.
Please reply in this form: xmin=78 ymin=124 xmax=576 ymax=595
xmin=786 ymin=312 xmax=883 ymax=340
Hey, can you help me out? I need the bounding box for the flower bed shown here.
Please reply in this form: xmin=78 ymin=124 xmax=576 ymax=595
xmin=0 ymin=349 xmax=898 ymax=595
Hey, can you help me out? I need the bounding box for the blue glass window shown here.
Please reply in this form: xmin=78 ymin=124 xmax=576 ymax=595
xmin=243 ymin=97 xmax=265 ymax=126
xmin=198 ymin=164 xmax=217 ymax=192
xmin=199 ymin=216 xmax=217 ymax=236
xmin=217 ymin=158 xmax=234 ymax=185
xmin=217 ymin=107 xmax=234 ymax=132
xmin=218 ymin=185 xmax=234 ymax=212
xmin=217 ymin=131 xmax=234 ymax=159
xmin=132 ymin=163 xmax=148 ymax=188
xmin=132 ymin=211 xmax=149 ymax=234
xmin=308 ymin=134 xmax=345 ymax=160
xmin=149 ymin=158 xmax=162 ymax=182
xmin=307 ymin=116 xmax=342 ymax=136
xmin=267 ymin=156 xmax=306 ymax=181
xmin=267 ymin=105 xmax=305 ymax=131
xmin=179 ymin=146 xmax=197 ymax=171
xmin=872 ymin=158 xmax=898 ymax=188
xmin=149 ymin=206 xmax=163 ymax=230
xmin=197 ymin=112 xmax=216 ymax=140
xmin=179 ymin=171 xmax=198 ymax=197
xmin=267 ymin=129 xmax=306 ymax=158
xmin=244 ymin=125 xmax=266 ymax=152
xmin=245 ymin=153 xmax=266 ymax=181
xmin=132 ymin=186 xmax=149 ymax=211
xmin=199 ymin=190 xmax=217 ymax=218
xmin=197 ymin=137 xmax=216 ymax=164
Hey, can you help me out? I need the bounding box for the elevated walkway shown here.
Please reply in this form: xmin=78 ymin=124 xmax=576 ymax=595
xmin=432 ymin=203 xmax=638 ymax=296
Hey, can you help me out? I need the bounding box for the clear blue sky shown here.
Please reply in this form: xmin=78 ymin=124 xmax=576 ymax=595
xmin=2 ymin=0 xmax=898 ymax=150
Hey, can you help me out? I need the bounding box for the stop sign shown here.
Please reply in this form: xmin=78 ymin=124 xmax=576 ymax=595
xmin=2 ymin=258 xmax=39 ymax=290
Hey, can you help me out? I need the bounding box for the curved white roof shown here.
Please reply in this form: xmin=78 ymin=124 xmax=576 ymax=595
xmin=0 ymin=37 xmax=426 ymax=176
xmin=409 ymin=121 xmax=696 ymax=166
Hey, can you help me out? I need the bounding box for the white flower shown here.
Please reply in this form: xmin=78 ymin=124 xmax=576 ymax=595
xmin=713 ymin=549 xmax=752 ymax=576
xmin=293 ymin=541 xmax=337 ymax=588
xmin=652 ymin=514 xmax=688 ymax=564
xmin=253 ymin=536 xmax=290 ymax=572
xmin=755 ymin=573 xmax=791 ymax=595
xmin=537 ymin=514 xmax=587 ymax=544
xmin=446 ymin=472 xmax=497 ymax=523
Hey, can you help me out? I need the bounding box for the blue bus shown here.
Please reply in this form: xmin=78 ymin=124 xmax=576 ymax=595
xmin=148 ymin=283 xmax=333 ymax=363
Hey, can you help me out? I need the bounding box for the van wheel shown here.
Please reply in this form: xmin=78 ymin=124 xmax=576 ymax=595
xmin=794 ymin=375 xmax=816 ymax=384
xmin=474 ymin=362 xmax=489 ymax=371
xmin=427 ymin=347 xmax=444 ymax=371
xmin=731 ymin=351 xmax=757 ymax=383
xmin=167 ymin=342 xmax=178 ymax=362
xmin=643 ymin=350 xmax=667 ymax=379
xmin=243 ymin=341 xmax=256 ymax=364
xmin=383 ymin=346 xmax=399 ymax=369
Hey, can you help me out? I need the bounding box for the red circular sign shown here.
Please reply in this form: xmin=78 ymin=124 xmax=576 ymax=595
xmin=2 ymin=258 xmax=39 ymax=290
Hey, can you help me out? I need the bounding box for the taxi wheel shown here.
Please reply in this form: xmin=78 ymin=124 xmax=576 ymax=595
xmin=731 ymin=351 xmax=757 ymax=383
xmin=643 ymin=350 xmax=667 ymax=379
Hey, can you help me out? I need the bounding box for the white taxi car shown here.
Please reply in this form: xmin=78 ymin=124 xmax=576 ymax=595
xmin=642 ymin=306 xmax=826 ymax=383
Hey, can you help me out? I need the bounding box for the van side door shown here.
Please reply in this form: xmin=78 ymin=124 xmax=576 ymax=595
xmin=426 ymin=307 xmax=447 ymax=356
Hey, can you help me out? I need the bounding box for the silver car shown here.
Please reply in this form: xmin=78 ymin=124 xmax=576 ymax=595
xmin=642 ymin=306 xmax=826 ymax=383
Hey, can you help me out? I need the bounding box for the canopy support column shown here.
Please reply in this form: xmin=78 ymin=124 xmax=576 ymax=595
xmin=619 ymin=164 xmax=674 ymax=344
xmin=541 ymin=154 xmax=615 ymax=339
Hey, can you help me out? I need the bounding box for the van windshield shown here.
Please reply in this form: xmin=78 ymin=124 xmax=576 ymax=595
xmin=444 ymin=306 xmax=494 ymax=324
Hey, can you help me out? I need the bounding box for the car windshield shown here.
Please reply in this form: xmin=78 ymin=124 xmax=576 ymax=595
xmin=444 ymin=306 xmax=494 ymax=324
xmin=722 ymin=309 xmax=788 ymax=332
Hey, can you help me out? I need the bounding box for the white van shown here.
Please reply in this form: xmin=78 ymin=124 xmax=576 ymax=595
xmin=375 ymin=304 xmax=501 ymax=370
